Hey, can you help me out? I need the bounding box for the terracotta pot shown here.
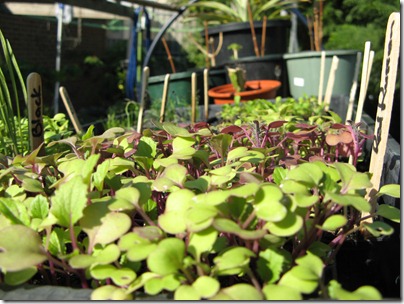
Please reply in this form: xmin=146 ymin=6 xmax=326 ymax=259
xmin=208 ymin=80 xmax=281 ymax=105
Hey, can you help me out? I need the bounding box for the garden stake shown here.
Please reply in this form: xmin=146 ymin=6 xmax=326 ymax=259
xmin=345 ymin=52 xmax=362 ymax=123
xmin=317 ymin=50 xmax=325 ymax=105
xmin=203 ymin=21 xmax=210 ymax=68
xmin=365 ymin=12 xmax=400 ymax=217
xmin=260 ymin=16 xmax=267 ymax=56
xmin=354 ymin=41 xmax=372 ymax=124
xmin=159 ymin=74 xmax=170 ymax=123
xmin=59 ymin=86 xmax=83 ymax=134
xmin=161 ymin=37 xmax=176 ymax=73
xmin=323 ymin=55 xmax=339 ymax=110
xmin=247 ymin=0 xmax=260 ymax=57
xmin=191 ymin=72 xmax=196 ymax=124
xmin=203 ymin=68 xmax=209 ymax=121
xmin=137 ymin=66 xmax=149 ymax=133
xmin=27 ymin=72 xmax=45 ymax=156
xmin=306 ymin=15 xmax=314 ymax=51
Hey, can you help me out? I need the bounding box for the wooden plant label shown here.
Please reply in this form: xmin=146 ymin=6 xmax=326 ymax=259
xmin=27 ymin=72 xmax=45 ymax=156
xmin=323 ymin=55 xmax=339 ymax=110
xmin=159 ymin=74 xmax=170 ymax=123
xmin=203 ymin=69 xmax=209 ymax=121
xmin=365 ymin=12 xmax=400 ymax=211
xmin=191 ymin=72 xmax=197 ymax=124
xmin=59 ymin=86 xmax=83 ymax=134
xmin=137 ymin=66 xmax=149 ymax=133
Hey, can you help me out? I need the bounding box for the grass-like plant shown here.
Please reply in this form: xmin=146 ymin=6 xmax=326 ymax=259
xmin=0 ymin=30 xmax=28 ymax=156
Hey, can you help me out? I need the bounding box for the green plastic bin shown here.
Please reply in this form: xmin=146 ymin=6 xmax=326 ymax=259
xmin=283 ymin=50 xmax=360 ymax=98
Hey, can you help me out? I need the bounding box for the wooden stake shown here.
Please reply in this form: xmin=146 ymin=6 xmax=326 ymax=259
xmin=159 ymin=74 xmax=170 ymax=123
xmin=27 ymin=72 xmax=45 ymax=156
xmin=191 ymin=72 xmax=197 ymax=124
xmin=354 ymin=41 xmax=372 ymax=123
xmin=323 ymin=55 xmax=339 ymax=110
xmin=203 ymin=69 xmax=209 ymax=121
xmin=247 ymin=0 xmax=260 ymax=57
xmin=365 ymin=12 xmax=400 ymax=211
xmin=306 ymin=15 xmax=314 ymax=51
xmin=137 ymin=66 xmax=149 ymax=133
xmin=161 ymin=37 xmax=176 ymax=74
xmin=345 ymin=52 xmax=362 ymax=123
xmin=260 ymin=16 xmax=267 ymax=56
xmin=203 ymin=21 xmax=210 ymax=68
xmin=59 ymin=86 xmax=83 ymax=134
xmin=317 ymin=51 xmax=326 ymax=105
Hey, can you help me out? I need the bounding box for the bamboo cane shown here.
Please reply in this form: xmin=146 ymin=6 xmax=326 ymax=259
xmin=137 ymin=66 xmax=150 ymax=133
xmin=345 ymin=52 xmax=362 ymax=123
xmin=323 ymin=55 xmax=339 ymax=110
xmin=247 ymin=0 xmax=260 ymax=57
xmin=203 ymin=68 xmax=209 ymax=121
xmin=306 ymin=15 xmax=314 ymax=51
xmin=260 ymin=16 xmax=267 ymax=57
xmin=159 ymin=74 xmax=170 ymax=123
xmin=354 ymin=41 xmax=371 ymax=124
xmin=27 ymin=72 xmax=45 ymax=156
xmin=161 ymin=37 xmax=176 ymax=74
xmin=191 ymin=72 xmax=197 ymax=124
xmin=317 ymin=51 xmax=325 ymax=105
xmin=204 ymin=21 xmax=210 ymax=68
xmin=59 ymin=86 xmax=83 ymax=134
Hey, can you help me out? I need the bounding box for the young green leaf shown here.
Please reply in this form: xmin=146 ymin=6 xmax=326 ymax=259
xmin=321 ymin=214 xmax=347 ymax=231
xmin=209 ymin=284 xmax=263 ymax=300
xmin=80 ymin=200 xmax=131 ymax=250
xmin=4 ymin=267 xmax=37 ymax=286
xmin=262 ymin=284 xmax=302 ymax=300
xmin=50 ymin=175 xmax=88 ymax=227
xmin=0 ymin=225 xmax=47 ymax=271
xmin=377 ymin=184 xmax=400 ymax=198
xmin=147 ymin=238 xmax=185 ymax=276
xmin=376 ymin=204 xmax=400 ymax=223
xmin=328 ymin=280 xmax=382 ymax=300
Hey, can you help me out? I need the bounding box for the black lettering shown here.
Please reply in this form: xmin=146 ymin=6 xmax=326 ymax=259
xmin=31 ymin=120 xmax=43 ymax=137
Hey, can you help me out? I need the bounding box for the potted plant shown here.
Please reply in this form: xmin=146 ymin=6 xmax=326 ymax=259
xmin=208 ymin=66 xmax=281 ymax=104
xmin=283 ymin=0 xmax=360 ymax=98
xmin=184 ymin=0 xmax=302 ymax=66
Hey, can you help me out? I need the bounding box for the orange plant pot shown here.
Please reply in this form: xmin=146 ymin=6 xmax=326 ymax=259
xmin=208 ymin=80 xmax=282 ymax=105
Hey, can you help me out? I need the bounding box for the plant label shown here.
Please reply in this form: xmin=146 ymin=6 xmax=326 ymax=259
xmin=27 ymin=72 xmax=45 ymax=156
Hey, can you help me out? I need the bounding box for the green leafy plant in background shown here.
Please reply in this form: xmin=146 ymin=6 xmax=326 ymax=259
xmin=0 ymin=31 xmax=73 ymax=157
xmin=0 ymin=29 xmax=27 ymax=156
xmin=104 ymin=100 xmax=139 ymax=130
xmin=0 ymin=118 xmax=399 ymax=300
xmin=185 ymin=0 xmax=307 ymax=25
xmin=220 ymin=96 xmax=328 ymax=124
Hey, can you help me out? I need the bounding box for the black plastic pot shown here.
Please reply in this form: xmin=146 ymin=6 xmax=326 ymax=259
xmin=332 ymin=235 xmax=400 ymax=299
xmin=206 ymin=20 xmax=291 ymax=67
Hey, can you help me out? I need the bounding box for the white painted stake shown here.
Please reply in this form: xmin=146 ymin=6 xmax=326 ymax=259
xmin=203 ymin=68 xmax=209 ymax=121
xmin=366 ymin=12 xmax=400 ymax=206
xmin=345 ymin=51 xmax=362 ymax=123
xmin=159 ymin=74 xmax=170 ymax=123
xmin=27 ymin=72 xmax=45 ymax=156
xmin=323 ymin=55 xmax=339 ymax=110
xmin=354 ymin=41 xmax=372 ymax=123
xmin=59 ymin=86 xmax=83 ymax=134
xmin=191 ymin=72 xmax=197 ymax=124
xmin=137 ymin=66 xmax=150 ymax=133
xmin=318 ymin=50 xmax=326 ymax=105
